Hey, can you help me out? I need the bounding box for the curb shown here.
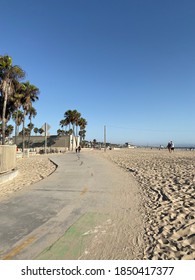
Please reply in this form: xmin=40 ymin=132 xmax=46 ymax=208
xmin=0 ymin=169 xmax=18 ymax=185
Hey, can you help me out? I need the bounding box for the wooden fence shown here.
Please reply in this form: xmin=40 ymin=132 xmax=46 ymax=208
xmin=0 ymin=145 xmax=16 ymax=174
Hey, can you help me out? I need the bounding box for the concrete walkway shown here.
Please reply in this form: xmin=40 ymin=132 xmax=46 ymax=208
xmin=0 ymin=151 xmax=144 ymax=260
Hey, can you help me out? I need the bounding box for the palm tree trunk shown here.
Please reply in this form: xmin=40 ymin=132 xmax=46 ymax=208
xmin=2 ymin=80 xmax=11 ymax=145
xmin=22 ymin=114 xmax=25 ymax=152
xmin=72 ymin=124 xmax=76 ymax=150
xmin=28 ymin=131 xmax=31 ymax=148
xmin=15 ymin=122 xmax=17 ymax=146
xmin=2 ymin=94 xmax=7 ymax=145
xmin=14 ymin=110 xmax=19 ymax=146
xmin=28 ymin=119 xmax=32 ymax=148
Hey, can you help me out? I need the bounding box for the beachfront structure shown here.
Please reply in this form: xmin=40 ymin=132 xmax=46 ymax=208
xmin=13 ymin=134 xmax=80 ymax=152
xmin=125 ymin=142 xmax=136 ymax=148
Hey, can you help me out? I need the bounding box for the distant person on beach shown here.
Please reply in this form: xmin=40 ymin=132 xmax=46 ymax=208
xmin=170 ymin=141 xmax=174 ymax=152
xmin=78 ymin=146 xmax=81 ymax=153
xmin=167 ymin=141 xmax=171 ymax=152
xmin=75 ymin=147 xmax=78 ymax=153
xmin=167 ymin=140 xmax=174 ymax=152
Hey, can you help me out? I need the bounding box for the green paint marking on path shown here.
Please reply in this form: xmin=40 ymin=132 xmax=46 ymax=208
xmin=36 ymin=212 xmax=108 ymax=260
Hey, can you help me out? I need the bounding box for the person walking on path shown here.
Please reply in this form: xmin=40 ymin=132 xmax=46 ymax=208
xmin=167 ymin=140 xmax=174 ymax=152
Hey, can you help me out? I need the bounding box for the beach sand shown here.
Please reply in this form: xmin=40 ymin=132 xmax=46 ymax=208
xmin=103 ymin=148 xmax=195 ymax=260
xmin=0 ymin=155 xmax=56 ymax=202
xmin=0 ymin=149 xmax=194 ymax=260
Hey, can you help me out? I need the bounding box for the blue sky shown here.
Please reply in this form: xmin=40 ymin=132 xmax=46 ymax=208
xmin=1 ymin=0 xmax=195 ymax=146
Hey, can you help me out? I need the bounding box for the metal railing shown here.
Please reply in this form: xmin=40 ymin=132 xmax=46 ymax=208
xmin=0 ymin=145 xmax=16 ymax=174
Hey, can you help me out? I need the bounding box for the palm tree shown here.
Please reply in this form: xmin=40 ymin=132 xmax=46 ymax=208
xmin=59 ymin=119 xmax=68 ymax=134
xmin=92 ymin=139 xmax=97 ymax=148
xmin=0 ymin=124 xmax=14 ymax=139
xmin=5 ymin=124 xmax=14 ymax=138
xmin=64 ymin=110 xmax=73 ymax=131
xmin=63 ymin=110 xmax=74 ymax=150
xmin=19 ymin=127 xmax=30 ymax=137
xmin=0 ymin=55 xmax=25 ymax=144
xmin=38 ymin=128 xmax=44 ymax=135
xmin=12 ymin=109 xmax=24 ymax=144
xmin=21 ymin=82 xmax=39 ymax=117
xmin=62 ymin=110 xmax=87 ymax=149
xmin=11 ymin=81 xmax=26 ymax=144
xmin=27 ymin=122 xmax=34 ymax=147
xmin=78 ymin=117 xmax=87 ymax=130
xmin=78 ymin=117 xmax=87 ymax=146
xmin=20 ymin=81 xmax=39 ymax=151
xmin=73 ymin=110 xmax=81 ymax=136
xmin=71 ymin=110 xmax=81 ymax=147
xmin=33 ymin=127 xmax=39 ymax=135
xmin=0 ymin=95 xmax=15 ymax=126
xmin=27 ymin=106 xmax=37 ymax=147
xmin=64 ymin=109 xmax=80 ymax=135
xmin=79 ymin=129 xmax=86 ymax=145
xmin=57 ymin=129 xmax=66 ymax=136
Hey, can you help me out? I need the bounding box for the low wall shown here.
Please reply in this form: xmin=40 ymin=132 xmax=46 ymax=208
xmin=34 ymin=147 xmax=68 ymax=154
xmin=15 ymin=147 xmax=68 ymax=159
xmin=0 ymin=145 xmax=16 ymax=174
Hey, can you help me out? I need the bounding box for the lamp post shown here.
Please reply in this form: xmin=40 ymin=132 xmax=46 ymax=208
xmin=104 ymin=125 xmax=106 ymax=152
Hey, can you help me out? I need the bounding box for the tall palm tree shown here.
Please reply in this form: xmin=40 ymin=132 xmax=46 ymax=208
xmin=0 ymin=123 xmax=14 ymax=138
xmin=79 ymin=129 xmax=86 ymax=144
xmin=74 ymin=110 xmax=81 ymax=137
xmin=20 ymin=81 xmax=39 ymax=151
xmin=63 ymin=110 xmax=75 ymax=150
xmin=78 ymin=117 xmax=87 ymax=146
xmin=0 ymin=96 xmax=15 ymax=124
xmin=21 ymin=82 xmax=39 ymax=120
xmin=59 ymin=119 xmax=68 ymax=134
xmin=27 ymin=122 xmax=34 ymax=147
xmin=64 ymin=110 xmax=80 ymax=148
xmin=11 ymin=81 xmax=25 ymax=144
xmin=12 ymin=109 xmax=24 ymax=144
xmin=62 ymin=110 xmax=88 ymax=149
xmin=0 ymin=55 xmax=25 ymax=144
xmin=64 ymin=110 xmax=73 ymax=131
xmin=78 ymin=117 xmax=87 ymax=130
xmin=27 ymin=106 xmax=37 ymax=147
xmin=5 ymin=124 xmax=14 ymax=138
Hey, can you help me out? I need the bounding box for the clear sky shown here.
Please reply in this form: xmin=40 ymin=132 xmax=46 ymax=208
xmin=1 ymin=0 xmax=195 ymax=146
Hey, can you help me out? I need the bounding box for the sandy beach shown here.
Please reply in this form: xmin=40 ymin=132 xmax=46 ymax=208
xmin=103 ymin=148 xmax=195 ymax=260
xmin=0 ymin=149 xmax=194 ymax=260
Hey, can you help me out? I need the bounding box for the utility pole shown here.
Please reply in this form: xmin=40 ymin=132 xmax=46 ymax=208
xmin=44 ymin=122 xmax=47 ymax=154
xmin=104 ymin=125 xmax=106 ymax=152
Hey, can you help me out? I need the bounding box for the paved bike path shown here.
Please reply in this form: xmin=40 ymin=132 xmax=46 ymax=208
xmin=0 ymin=151 xmax=143 ymax=260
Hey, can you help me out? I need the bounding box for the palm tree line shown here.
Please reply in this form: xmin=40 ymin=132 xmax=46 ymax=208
xmin=58 ymin=109 xmax=87 ymax=146
xmin=1 ymin=54 xmax=88 ymax=148
xmin=0 ymin=55 xmax=39 ymax=148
